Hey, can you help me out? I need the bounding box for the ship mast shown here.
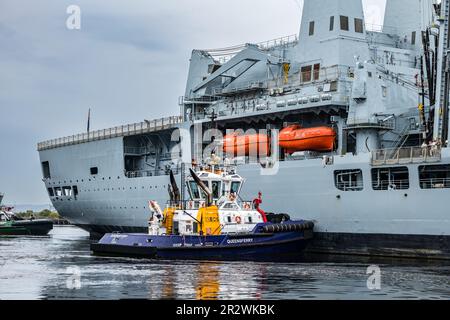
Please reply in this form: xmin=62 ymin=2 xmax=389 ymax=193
xmin=433 ymin=0 xmax=450 ymax=144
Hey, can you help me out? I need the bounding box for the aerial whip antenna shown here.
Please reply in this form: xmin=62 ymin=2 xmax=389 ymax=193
xmin=87 ymin=108 xmax=91 ymax=133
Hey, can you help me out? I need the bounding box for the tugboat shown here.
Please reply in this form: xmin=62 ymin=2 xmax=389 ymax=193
xmin=0 ymin=195 xmax=54 ymax=236
xmin=91 ymin=166 xmax=314 ymax=261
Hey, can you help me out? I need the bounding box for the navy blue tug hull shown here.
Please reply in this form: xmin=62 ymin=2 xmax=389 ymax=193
xmin=91 ymin=223 xmax=314 ymax=262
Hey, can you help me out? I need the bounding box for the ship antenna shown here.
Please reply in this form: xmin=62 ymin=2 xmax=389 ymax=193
xmin=87 ymin=108 xmax=91 ymax=133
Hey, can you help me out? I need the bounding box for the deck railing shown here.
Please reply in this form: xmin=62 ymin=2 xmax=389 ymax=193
xmin=37 ymin=116 xmax=184 ymax=151
xmin=371 ymin=146 xmax=442 ymax=166
xmin=419 ymin=177 xmax=450 ymax=189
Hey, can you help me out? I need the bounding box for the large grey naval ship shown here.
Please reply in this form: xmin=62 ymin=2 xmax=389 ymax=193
xmin=38 ymin=0 xmax=450 ymax=259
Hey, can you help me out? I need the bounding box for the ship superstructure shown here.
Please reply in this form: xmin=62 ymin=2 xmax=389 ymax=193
xmin=38 ymin=0 xmax=450 ymax=259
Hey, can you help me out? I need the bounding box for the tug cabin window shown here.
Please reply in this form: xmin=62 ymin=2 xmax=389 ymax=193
xmin=211 ymin=181 xmax=221 ymax=199
xmin=230 ymin=181 xmax=241 ymax=195
xmin=188 ymin=181 xmax=200 ymax=199
xmin=419 ymin=165 xmax=450 ymax=189
xmin=372 ymin=167 xmax=409 ymax=190
xmin=334 ymin=170 xmax=363 ymax=191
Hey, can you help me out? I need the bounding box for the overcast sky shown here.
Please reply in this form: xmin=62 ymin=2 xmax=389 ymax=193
xmin=0 ymin=0 xmax=386 ymax=205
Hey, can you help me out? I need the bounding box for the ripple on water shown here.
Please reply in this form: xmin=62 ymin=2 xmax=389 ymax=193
xmin=0 ymin=226 xmax=449 ymax=300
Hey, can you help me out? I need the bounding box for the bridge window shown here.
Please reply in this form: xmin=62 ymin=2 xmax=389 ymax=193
xmin=313 ymin=63 xmax=320 ymax=81
xmin=329 ymin=16 xmax=334 ymax=31
xmin=334 ymin=170 xmax=363 ymax=191
xmin=372 ymin=167 xmax=409 ymax=190
xmin=73 ymin=186 xmax=79 ymax=199
xmin=47 ymin=188 xmax=54 ymax=197
xmin=419 ymin=165 xmax=450 ymax=189
xmin=340 ymin=16 xmax=349 ymax=31
xmin=309 ymin=21 xmax=315 ymax=36
xmin=354 ymin=18 xmax=363 ymax=33
xmin=301 ymin=65 xmax=312 ymax=82
xmin=54 ymin=187 xmax=62 ymax=197
xmin=62 ymin=186 xmax=72 ymax=197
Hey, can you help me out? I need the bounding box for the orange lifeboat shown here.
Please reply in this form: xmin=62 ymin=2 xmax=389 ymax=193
xmin=279 ymin=125 xmax=336 ymax=154
xmin=223 ymin=133 xmax=270 ymax=157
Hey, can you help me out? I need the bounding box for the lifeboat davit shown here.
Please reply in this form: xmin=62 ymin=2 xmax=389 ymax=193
xmin=279 ymin=125 xmax=336 ymax=153
xmin=223 ymin=133 xmax=270 ymax=157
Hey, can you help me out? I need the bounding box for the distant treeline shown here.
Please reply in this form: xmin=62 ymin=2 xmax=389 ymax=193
xmin=15 ymin=209 xmax=60 ymax=220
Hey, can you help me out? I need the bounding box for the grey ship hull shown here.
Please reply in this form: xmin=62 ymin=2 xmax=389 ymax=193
xmin=38 ymin=138 xmax=450 ymax=259
xmin=36 ymin=0 xmax=450 ymax=260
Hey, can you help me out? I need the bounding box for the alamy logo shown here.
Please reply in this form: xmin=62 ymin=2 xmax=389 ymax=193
xmin=66 ymin=5 xmax=81 ymax=30
xmin=366 ymin=265 xmax=381 ymax=290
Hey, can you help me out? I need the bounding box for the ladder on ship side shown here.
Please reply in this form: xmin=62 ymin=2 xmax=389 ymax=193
xmin=435 ymin=0 xmax=450 ymax=142
xmin=389 ymin=123 xmax=411 ymax=159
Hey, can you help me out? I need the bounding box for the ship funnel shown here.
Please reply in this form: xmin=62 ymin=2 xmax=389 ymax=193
xmin=189 ymin=168 xmax=213 ymax=207
xmin=384 ymin=0 xmax=435 ymax=38
xmin=297 ymin=0 xmax=369 ymax=66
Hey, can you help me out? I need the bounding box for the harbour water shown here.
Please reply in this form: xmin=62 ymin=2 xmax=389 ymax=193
xmin=0 ymin=226 xmax=449 ymax=300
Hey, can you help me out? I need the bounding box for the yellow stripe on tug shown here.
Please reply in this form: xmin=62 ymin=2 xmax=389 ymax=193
xmin=197 ymin=206 xmax=221 ymax=236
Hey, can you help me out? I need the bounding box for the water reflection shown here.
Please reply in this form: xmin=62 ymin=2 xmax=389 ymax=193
xmin=0 ymin=226 xmax=449 ymax=300
xmin=195 ymin=262 xmax=220 ymax=300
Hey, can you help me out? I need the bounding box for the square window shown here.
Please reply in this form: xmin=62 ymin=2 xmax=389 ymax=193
xmin=313 ymin=64 xmax=320 ymax=81
xmin=340 ymin=16 xmax=349 ymax=31
xmin=355 ymin=18 xmax=363 ymax=33
xmin=90 ymin=167 xmax=98 ymax=175
xmin=301 ymin=65 xmax=312 ymax=82
xmin=372 ymin=167 xmax=409 ymax=190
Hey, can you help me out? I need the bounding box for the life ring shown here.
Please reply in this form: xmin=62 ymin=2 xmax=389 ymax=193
xmin=228 ymin=194 xmax=236 ymax=201
xmin=243 ymin=202 xmax=251 ymax=210
xmin=235 ymin=216 xmax=242 ymax=224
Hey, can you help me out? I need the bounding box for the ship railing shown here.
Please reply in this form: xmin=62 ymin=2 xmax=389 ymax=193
xmin=372 ymin=179 xmax=410 ymax=190
xmin=37 ymin=116 xmax=184 ymax=151
xmin=365 ymin=23 xmax=398 ymax=35
xmin=125 ymin=167 xmax=181 ymax=178
xmin=202 ymin=34 xmax=299 ymax=64
xmin=257 ymin=34 xmax=298 ymax=51
xmin=166 ymin=199 xmax=256 ymax=211
xmin=124 ymin=146 xmax=151 ymax=155
xmin=419 ymin=177 xmax=450 ymax=189
xmin=335 ymin=181 xmax=364 ymax=192
xmin=371 ymin=146 xmax=442 ymax=166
